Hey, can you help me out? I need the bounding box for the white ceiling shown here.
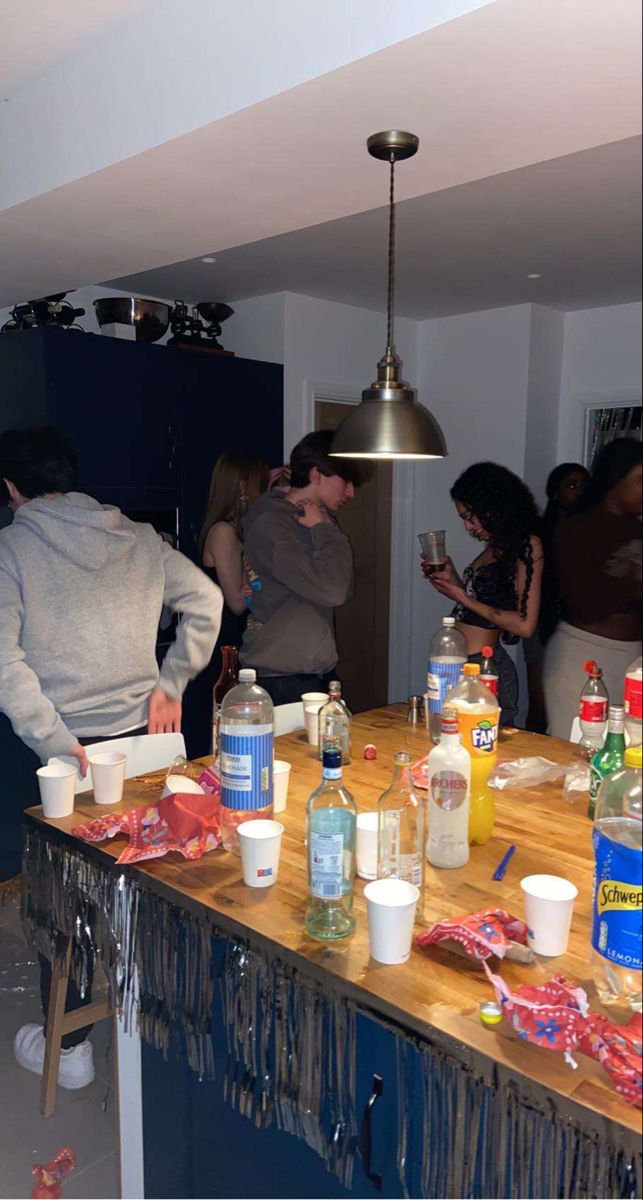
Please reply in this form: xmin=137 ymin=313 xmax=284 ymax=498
xmin=107 ymin=137 xmax=642 ymax=318
xmin=0 ymin=0 xmax=640 ymax=312
xmin=0 ymin=0 xmax=161 ymax=96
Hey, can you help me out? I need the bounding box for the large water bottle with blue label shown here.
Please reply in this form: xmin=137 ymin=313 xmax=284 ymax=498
xmin=591 ymin=746 xmax=642 ymax=1014
xmin=220 ymin=668 xmax=274 ymax=852
xmin=427 ymin=617 xmax=467 ymax=743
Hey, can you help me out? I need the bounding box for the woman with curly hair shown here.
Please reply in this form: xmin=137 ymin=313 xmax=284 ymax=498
xmin=424 ymin=461 xmax=544 ymax=725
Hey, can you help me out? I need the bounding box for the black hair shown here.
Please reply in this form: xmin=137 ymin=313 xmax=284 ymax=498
xmin=583 ymin=437 xmax=642 ymax=509
xmin=450 ymin=461 xmax=542 ymax=620
xmin=289 ymin=430 xmax=365 ymax=489
xmin=542 ymin=461 xmax=589 ymax=539
xmin=0 ymin=427 xmax=77 ymax=502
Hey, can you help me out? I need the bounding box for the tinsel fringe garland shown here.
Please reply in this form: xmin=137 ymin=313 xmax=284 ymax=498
xmin=21 ymin=829 xmax=641 ymax=1198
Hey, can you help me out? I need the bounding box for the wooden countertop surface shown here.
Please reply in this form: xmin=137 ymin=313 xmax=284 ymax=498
xmin=27 ymin=706 xmax=641 ymax=1135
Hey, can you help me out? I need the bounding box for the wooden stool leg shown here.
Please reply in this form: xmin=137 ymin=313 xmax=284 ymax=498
xmin=40 ymin=939 xmax=72 ymax=1118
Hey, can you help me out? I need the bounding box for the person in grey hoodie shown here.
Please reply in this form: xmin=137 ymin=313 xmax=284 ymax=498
xmin=241 ymin=430 xmax=360 ymax=704
xmin=0 ymin=427 xmax=222 ymax=1088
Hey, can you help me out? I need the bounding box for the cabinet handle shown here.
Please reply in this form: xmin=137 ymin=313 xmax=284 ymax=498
xmin=359 ymin=1073 xmax=383 ymax=1190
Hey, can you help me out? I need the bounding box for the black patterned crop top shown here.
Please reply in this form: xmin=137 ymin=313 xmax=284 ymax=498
xmin=452 ymin=556 xmax=520 ymax=645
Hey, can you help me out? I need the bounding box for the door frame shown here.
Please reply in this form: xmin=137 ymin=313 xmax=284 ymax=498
xmin=304 ymin=380 xmax=414 ymax=703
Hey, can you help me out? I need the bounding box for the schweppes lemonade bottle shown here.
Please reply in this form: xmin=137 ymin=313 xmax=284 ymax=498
xmin=444 ymin=663 xmax=500 ymax=846
xmin=591 ymin=746 xmax=642 ymax=1013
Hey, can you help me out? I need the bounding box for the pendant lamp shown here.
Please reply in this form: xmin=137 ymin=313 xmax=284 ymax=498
xmin=330 ymin=131 xmax=447 ymax=460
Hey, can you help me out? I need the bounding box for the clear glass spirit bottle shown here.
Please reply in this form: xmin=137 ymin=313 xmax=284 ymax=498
xmin=377 ymin=751 xmax=426 ymax=902
xmin=318 ymin=680 xmax=351 ymax=763
xmin=305 ymin=741 xmax=356 ymax=940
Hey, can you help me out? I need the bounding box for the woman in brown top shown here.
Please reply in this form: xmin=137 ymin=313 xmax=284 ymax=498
xmin=543 ymin=438 xmax=642 ymax=738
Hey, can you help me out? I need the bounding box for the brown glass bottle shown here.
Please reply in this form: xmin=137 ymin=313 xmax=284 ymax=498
xmin=212 ymin=646 xmax=239 ymax=756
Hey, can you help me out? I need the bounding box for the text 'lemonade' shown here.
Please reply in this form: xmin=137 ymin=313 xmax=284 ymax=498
xmin=591 ymin=746 xmax=642 ymax=1014
xmin=219 ymin=668 xmax=274 ymax=852
xmin=445 ymin=663 xmax=500 ymax=845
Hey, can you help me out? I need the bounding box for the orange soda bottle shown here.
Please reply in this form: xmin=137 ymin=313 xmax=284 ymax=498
xmin=444 ymin=663 xmax=501 ymax=845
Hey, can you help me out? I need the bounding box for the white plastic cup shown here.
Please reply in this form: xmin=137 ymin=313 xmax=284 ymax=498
xmin=37 ymin=763 xmax=77 ymax=818
xmin=161 ymin=776 xmax=205 ymax=798
xmin=356 ymin=812 xmax=379 ymax=880
xmin=273 ymin=760 xmax=292 ymax=813
xmin=364 ymin=878 xmax=420 ymax=965
xmin=88 ymin=751 xmax=127 ymax=805
xmin=520 ymin=874 xmax=578 ymax=957
xmin=301 ymin=693 xmax=328 ymax=747
xmin=238 ymin=819 xmax=284 ymax=888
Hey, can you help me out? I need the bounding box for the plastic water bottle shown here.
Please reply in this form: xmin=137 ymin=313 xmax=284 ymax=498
xmin=427 ymin=616 xmax=467 ymax=743
xmin=219 ymin=668 xmax=273 ymax=852
xmin=305 ymin=742 xmax=356 ymax=940
xmin=591 ymin=746 xmax=642 ymax=1014
xmin=624 ymin=656 xmax=643 ymax=747
xmin=579 ymin=660 xmax=608 ymax=758
xmin=426 ymin=706 xmax=471 ymax=868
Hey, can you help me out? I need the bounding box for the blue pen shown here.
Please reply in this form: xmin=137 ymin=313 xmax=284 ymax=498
xmin=492 ymin=844 xmax=516 ymax=881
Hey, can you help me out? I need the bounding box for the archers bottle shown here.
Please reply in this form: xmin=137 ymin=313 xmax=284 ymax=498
xmin=426 ymin=707 xmax=471 ymax=868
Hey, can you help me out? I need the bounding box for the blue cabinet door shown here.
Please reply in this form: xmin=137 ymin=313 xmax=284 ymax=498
xmin=141 ymin=935 xmax=407 ymax=1199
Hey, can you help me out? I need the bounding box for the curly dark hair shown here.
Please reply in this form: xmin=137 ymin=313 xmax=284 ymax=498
xmin=450 ymin=461 xmax=542 ymax=620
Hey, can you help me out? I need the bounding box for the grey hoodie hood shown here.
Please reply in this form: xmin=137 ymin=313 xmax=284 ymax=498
xmin=14 ymin=492 xmax=136 ymax=571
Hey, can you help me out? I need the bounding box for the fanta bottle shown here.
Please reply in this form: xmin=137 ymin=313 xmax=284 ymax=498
xmin=445 ymin=663 xmax=501 ymax=845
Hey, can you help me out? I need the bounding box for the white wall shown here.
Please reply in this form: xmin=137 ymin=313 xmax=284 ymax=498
xmin=524 ymin=305 xmax=564 ymax=506
xmin=400 ymin=305 xmax=533 ymax=696
xmin=558 ymin=301 xmax=642 ymax=463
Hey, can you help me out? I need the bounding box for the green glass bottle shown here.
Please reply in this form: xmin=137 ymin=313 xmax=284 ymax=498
xmin=589 ymin=704 xmax=626 ymax=819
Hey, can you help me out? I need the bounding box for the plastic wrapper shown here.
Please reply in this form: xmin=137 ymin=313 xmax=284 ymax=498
xmin=416 ymin=907 xmax=532 ymax=962
xmin=31 ymin=1148 xmax=75 ymax=1198
xmin=71 ymin=788 xmax=221 ymax=864
xmin=489 ymin=756 xmax=570 ymax=789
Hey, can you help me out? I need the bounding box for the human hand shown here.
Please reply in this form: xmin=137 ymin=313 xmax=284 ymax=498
xmin=422 ymin=554 xmax=462 ymax=586
xmin=295 ymin=500 xmax=331 ymax=528
xmin=269 ymin=466 xmax=290 ymax=489
xmin=429 ymin=575 xmax=467 ymax=604
xmin=148 ymin=688 xmax=182 ymax=734
xmin=70 ymin=742 xmax=89 ymax=778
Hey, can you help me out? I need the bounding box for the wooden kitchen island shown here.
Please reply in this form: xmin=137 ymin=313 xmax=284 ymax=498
xmin=22 ymin=707 xmax=642 ymax=1198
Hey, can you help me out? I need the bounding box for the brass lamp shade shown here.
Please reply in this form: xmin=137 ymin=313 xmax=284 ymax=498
xmin=331 ymin=350 xmax=446 ymax=459
xmin=330 ymin=130 xmax=447 ymax=461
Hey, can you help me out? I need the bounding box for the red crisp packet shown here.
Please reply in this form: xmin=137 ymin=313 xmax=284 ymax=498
xmin=484 ymin=965 xmax=642 ymax=1107
xmin=72 ymin=790 xmax=221 ymax=864
xmin=31 ymin=1148 xmax=75 ymax=1198
xmin=416 ymin=907 xmax=530 ymax=960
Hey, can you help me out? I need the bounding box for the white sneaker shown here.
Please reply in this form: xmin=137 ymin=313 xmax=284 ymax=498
xmin=14 ymin=1023 xmax=95 ymax=1089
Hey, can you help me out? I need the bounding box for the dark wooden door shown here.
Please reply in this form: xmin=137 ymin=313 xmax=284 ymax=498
xmin=315 ymin=401 xmax=391 ymax=713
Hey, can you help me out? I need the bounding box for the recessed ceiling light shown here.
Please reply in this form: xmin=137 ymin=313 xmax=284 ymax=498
xmin=527 ymin=272 xmax=542 ymax=279
xmin=201 ymin=256 xmax=217 ymax=264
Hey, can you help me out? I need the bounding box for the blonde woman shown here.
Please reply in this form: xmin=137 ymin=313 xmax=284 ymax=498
xmin=182 ymin=453 xmax=271 ymax=756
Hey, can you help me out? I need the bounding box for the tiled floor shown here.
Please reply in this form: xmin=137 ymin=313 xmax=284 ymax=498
xmin=0 ymin=897 xmax=119 ymax=1199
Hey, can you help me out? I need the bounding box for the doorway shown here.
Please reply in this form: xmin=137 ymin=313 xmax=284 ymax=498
xmin=315 ymin=400 xmax=392 ymax=713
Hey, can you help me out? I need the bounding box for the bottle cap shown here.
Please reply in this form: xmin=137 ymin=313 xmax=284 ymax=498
xmin=329 ymin=680 xmax=341 ymax=693
xmin=463 ymin=663 xmax=480 ymax=676
xmin=584 ymin=659 xmax=601 ymax=677
xmin=238 ymin=668 xmax=256 ymax=682
xmin=481 ymin=645 xmax=494 ymax=659
xmin=443 ymin=616 xmax=456 ymax=626
xmin=322 ymin=746 xmax=342 ymax=771
xmin=624 ymin=746 xmax=643 ymax=769
xmin=479 ymin=1001 xmax=502 ymax=1027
